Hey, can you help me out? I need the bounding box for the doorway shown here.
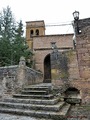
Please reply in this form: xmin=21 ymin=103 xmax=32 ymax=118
xmin=43 ymin=54 xmax=51 ymax=83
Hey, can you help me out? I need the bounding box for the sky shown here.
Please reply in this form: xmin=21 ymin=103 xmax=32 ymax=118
xmin=0 ymin=0 xmax=90 ymax=35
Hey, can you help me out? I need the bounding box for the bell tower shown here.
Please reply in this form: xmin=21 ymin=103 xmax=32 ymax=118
xmin=26 ymin=20 xmax=45 ymax=50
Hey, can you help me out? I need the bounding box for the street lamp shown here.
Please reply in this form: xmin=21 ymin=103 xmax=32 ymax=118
xmin=73 ymin=11 xmax=79 ymax=20
xmin=73 ymin=10 xmax=80 ymax=35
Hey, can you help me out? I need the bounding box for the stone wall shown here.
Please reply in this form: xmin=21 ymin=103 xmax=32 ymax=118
xmin=0 ymin=65 xmax=18 ymax=99
xmin=25 ymin=66 xmax=43 ymax=85
xmin=51 ymin=18 xmax=90 ymax=104
xmin=0 ymin=57 xmax=43 ymax=99
xmin=67 ymin=50 xmax=80 ymax=80
xmin=76 ymin=26 xmax=90 ymax=79
xmin=74 ymin=18 xmax=90 ymax=34
xmin=51 ymin=50 xmax=80 ymax=85
xmin=73 ymin=18 xmax=90 ymax=104
xmin=69 ymin=80 xmax=90 ymax=104
xmin=33 ymin=34 xmax=73 ymax=50
xmin=33 ymin=34 xmax=73 ymax=73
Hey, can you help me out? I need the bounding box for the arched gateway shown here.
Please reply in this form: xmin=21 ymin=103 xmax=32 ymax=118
xmin=43 ymin=54 xmax=51 ymax=83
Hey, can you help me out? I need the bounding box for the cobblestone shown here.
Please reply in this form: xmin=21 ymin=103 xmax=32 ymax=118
xmin=67 ymin=105 xmax=90 ymax=120
xmin=0 ymin=113 xmax=51 ymax=120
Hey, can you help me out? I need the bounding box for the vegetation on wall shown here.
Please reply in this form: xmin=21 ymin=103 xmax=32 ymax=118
xmin=59 ymin=52 xmax=69 ymax=80
xmin=65 ymin=50 xmax=75 ymax=63
xmin=0 ymin=6 xmax=33 ymax=67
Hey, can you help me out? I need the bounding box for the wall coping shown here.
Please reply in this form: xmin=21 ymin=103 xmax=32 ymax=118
xmin=0 ymin=65 xmax=18 ymax=69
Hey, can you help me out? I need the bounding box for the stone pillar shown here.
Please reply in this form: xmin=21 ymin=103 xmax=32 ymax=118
xmin=0 ymin=77 xmax=7 ymax=100
xmin=51 ymin=50 xmax=60 ymax=80
xmin=17 ymin=56 xmax=26 ymax=91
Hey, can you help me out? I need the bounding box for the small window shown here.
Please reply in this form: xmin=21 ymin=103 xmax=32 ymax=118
xmin=36 ymin=29 xmax=39 ymax=35
xmin=30 ymin=30 xmax=34 ymax=37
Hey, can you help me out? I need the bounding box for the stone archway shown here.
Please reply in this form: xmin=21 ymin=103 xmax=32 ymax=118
xmin=64 ymin=87 xmax=81 ymax=104
xmin=43 ymin=54 xmax=51 ymax=83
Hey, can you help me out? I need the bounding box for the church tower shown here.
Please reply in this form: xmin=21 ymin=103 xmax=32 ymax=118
xmin=26 ymin=20 xmax=45 ymax=50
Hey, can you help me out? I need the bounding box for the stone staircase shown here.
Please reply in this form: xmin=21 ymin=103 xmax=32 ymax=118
xmin=0 ymin=83 xmax=71 ymax=119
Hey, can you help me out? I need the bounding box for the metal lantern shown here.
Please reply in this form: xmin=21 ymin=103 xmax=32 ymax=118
xmin=73 ymin=11 xmax=79 ymax=20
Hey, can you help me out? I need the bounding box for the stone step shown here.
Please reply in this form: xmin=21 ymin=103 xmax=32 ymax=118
xmin=24 ymin=86 xmax=50 ymax=91
xmin=3 ymin=97 xmax=60 ymax=105
xmin=29 ymin=83 xmax=52 ymax=87
xmin=0 ymin=103 xmax=71 ymax=119
xmin=21 ymin=90 xmax=48 ymax=95
xmin=0 ymin=101 xmax=65 ymax=112
xmin=13 ymin=94 xmax=54 ymax=99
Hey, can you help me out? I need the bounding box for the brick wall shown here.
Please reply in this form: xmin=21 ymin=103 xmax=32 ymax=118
xmin=33 ymin=34 xmax=73 ymax=50
xmin=76 ymin=26 xmax=90 ymax=79
xmin=73 ymin=18 xmax=90 ymax=104
xmin=33 ymin=34 xmax=74 ymax=73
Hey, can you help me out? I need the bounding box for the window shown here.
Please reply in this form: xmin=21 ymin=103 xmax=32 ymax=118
xmin=30 ymin=30 xmax=34 ymax=37
xmin=36 ymin=29 xmax=39 ymax=35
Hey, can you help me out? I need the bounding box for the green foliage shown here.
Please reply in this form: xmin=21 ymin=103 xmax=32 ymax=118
xmin=65 ymin=50 xmax=74 ymax=63
xmin=12 ymin=20 xmax=33 ymax=66
xmin=0 ymin=6 xmax=33 ymax=67
xmin=0 ymin=6 xmax=15 ymax=41
xmin=0 ymin=6 xmax=15 ymax=66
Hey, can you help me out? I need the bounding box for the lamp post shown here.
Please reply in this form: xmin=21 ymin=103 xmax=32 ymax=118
xmin=72 ymin=10 xmax=80 ymax=35
xmin=73 ymin=11 xmax=79 ymax=21
xmin=72 ymin=11 xmax=80 ymax=49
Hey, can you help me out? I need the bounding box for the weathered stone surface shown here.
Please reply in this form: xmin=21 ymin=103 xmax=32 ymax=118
xmin=33 ymin=34 xmax=73 ymax=74
xmin=0 ymin=83 xmax=71 ymax=119
xmin=0 ymin=113 xmax=52 ymax=120
xmin=0 ymin=62 xmax=43 ymax=99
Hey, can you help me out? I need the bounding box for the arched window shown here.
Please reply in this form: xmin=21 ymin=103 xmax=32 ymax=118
xmin=30 ymin=30 xmax=34 ymax=37
xmin=36 ymin=29 xmax=39 ymax=35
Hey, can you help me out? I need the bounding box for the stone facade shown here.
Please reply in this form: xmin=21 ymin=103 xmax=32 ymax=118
xmin=33 ymin=34 xmax=74 ymax=73
xmin=25 ymin=20 xmax=78 ymax=91
xmin=51 ymin=50 xmax=80 ymax=87
xmin=76 ymin=26 xmax=90 ymax=79
xmin=26 ymin=20 xmax=74 ymax=75
xmin=25 ymin=19 xmax=90 ymax=104
xmin=71 ymin=18 xmax=90 ymax=103
xmin=26 ymin=20 xmax=45 ymax=49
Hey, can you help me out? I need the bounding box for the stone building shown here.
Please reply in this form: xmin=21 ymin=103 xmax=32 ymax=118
xmin=26 ymin=20 xmax=78 ymax=82
xmin=26 ymin=19 xmax=90 ymax=103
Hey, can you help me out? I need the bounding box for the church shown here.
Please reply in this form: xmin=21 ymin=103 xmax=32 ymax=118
xmin=26 ymin=20 xmax=76 ymax=83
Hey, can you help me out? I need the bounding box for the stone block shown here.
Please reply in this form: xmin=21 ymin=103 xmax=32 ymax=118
xmin=78 ymin=48 xmax=88 ymax=54
xmin=80 ymin=69 xmax=90 ymax=79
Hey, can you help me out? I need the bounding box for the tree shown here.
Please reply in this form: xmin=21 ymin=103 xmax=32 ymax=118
xmin=13 ymin=20 xmax=33 ymax=66
xmin=0 ymin=6 xmax=16 ymax=66
xmin=0 ymin=6 xmax=33 ymax=67
xmin=0 ymin=6 xmax=15 ymax=41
